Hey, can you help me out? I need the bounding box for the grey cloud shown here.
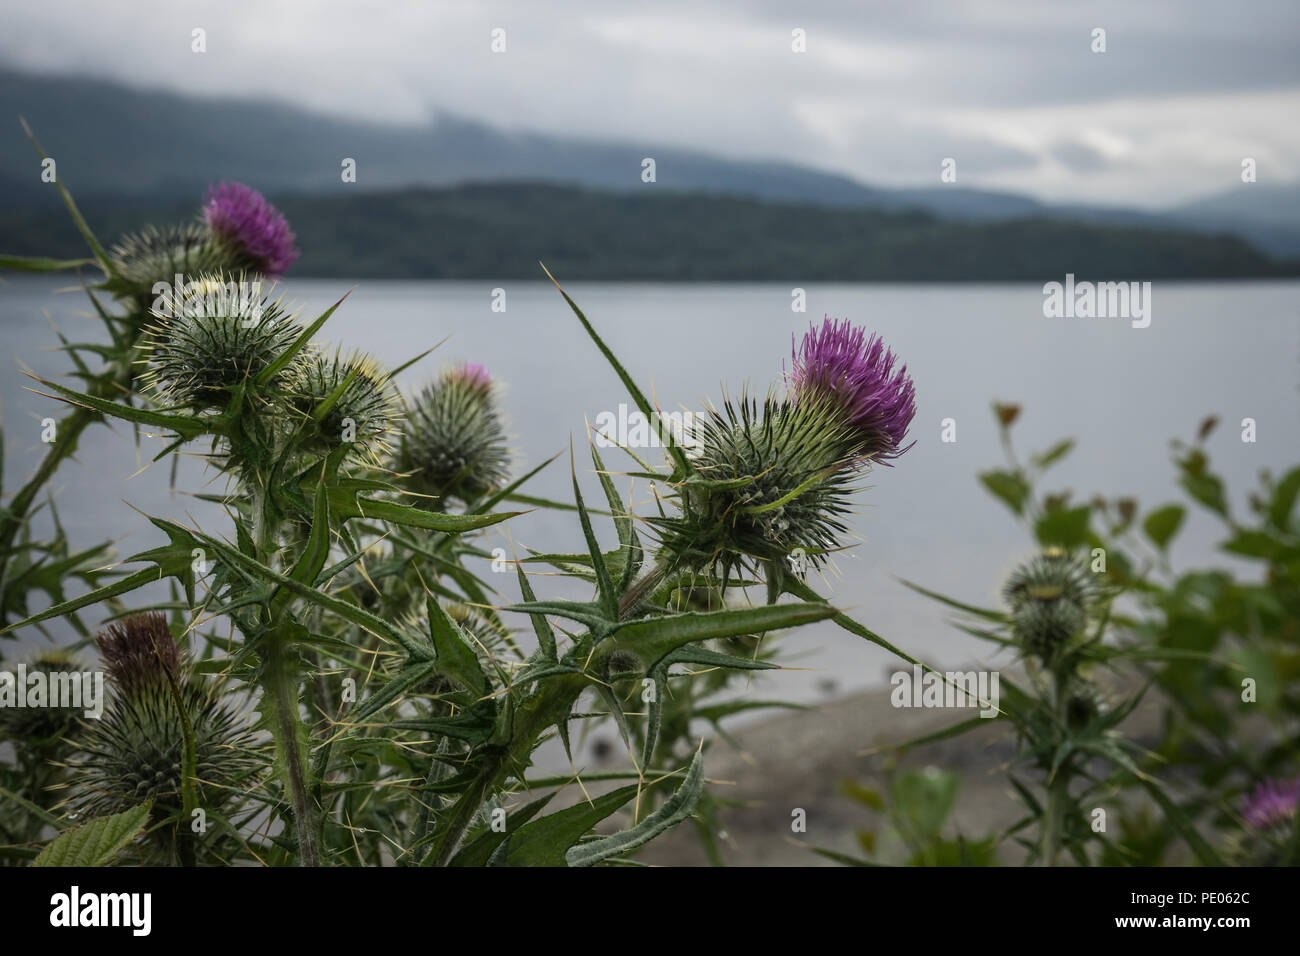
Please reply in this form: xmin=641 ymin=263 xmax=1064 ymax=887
xmin=1051 ymin=141 xmax=1110 ymax=173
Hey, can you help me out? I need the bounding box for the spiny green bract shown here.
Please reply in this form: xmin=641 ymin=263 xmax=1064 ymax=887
xmin=655 ymin=392 xmax=861 ymax=582
xmin=63 ymin=681 xmax=260 ymax=821
xmin=397 ymin=366 xmax=511 ymax=505
xmin=1002 ymin=549 xmax=1098 ymax=661
xmin=109 ymin=224 xmax=246 ymax=310
xmin=286 ymin=349 xmax=398 ymax=464
xmin=407 ymin=601 xmax=511 ymax=670
xmin=139 ymin=275 xmax=303 ymax=409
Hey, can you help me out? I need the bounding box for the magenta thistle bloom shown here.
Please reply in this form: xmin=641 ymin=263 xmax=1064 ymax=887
xmin=1242 ymin=777 xmax=1300 ymax=830
xmin=788 ymin=317 xmax=916 ymax=462
xmin=203 ymin=182 xmax=300 ymax=277
xmin=452 ymin=362 xmax=492 ymax=393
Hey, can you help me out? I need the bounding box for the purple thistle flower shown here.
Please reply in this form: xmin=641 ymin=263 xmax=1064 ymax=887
xmin=203 ymin=182 xmax=300 ymax=277
xmin=788 ymin=317 xmax=916 ymax=463
xmin=452 ymin=362 xmax=492 ymax=392
xmin=1242 ymin=777 xmax=1300 ymax=830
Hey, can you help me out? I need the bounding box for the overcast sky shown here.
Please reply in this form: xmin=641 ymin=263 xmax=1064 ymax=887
xmin=1 ymin=0 xmax=1297 ymax=207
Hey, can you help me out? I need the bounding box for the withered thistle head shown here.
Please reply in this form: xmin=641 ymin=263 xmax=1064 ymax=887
xmin=64 ymin=613 xmax=261 ymax=831
xmin=96 ymin=612 xmax=181 ymax=696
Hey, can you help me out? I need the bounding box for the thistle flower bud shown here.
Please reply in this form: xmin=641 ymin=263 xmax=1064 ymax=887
xmin=108 ymin=183 xmax=298 ymax=310
xmin=658 ymin=392 xmax=859 ymax=581
xmin=788 ymin=318 xmax=916 ymax=463
xmin=64 ymin=613 xmax=261 ymax=830
xmin=1002 ymin=550 xmax=1096 ymax=662
xmin=140 ymin=276 xmax=303 ymax=409
xmin=396 ymin=603 xmax=507 ymax=701
xmin=397 ymin=363 xmax=511 ymax=505
xmin=444 ymin=601 xmax=510 ymax=657
xmin=288 ymin=349 xmax=397 ymax=463
xmin=203 ymin=182 xmax=300 ymax=278
xmin=110 ymin=224 xmax=242 ymax=307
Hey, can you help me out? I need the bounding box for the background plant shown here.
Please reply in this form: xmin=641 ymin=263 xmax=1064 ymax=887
xmin=888 ymin=403 xmax=1298 ymax=866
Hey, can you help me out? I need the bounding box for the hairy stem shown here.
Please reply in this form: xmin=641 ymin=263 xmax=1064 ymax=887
xmin=262 ymin=628 xmax=320 ymax=867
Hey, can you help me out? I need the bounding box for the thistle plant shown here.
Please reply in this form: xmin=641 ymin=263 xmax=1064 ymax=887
xmin=2 ymin=171 xmax=928 ymax=868
xmin=629 ymin=316 xmax=917 ymax=611
xmin=0 ymin=126 xmax=299 ymax=629
xmin=889 ymin=404 xmax=1256 ymax=866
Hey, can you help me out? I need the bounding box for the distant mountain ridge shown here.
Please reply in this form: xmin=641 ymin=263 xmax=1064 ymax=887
xmin=0 ymin=180 xmax=1292 ymax=282
xmin=2 ymin=67 xmax=1298 ymax=257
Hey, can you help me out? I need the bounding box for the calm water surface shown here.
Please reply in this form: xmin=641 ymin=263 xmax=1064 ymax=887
xmin=2 ymin=278 xmax=1297 ymax=706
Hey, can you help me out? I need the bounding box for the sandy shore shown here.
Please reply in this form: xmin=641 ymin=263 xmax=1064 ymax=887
xmin=538 ymin=673 xmax=1176 ymax=866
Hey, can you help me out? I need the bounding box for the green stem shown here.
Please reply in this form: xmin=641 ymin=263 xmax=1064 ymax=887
xmin=262 ymin=626 xmax=320 ymax=867
xmin=422 ymin=672 xmax=589 ymax=866
xmin=158 ymin=663 xmax=198 ymax=867
xmin=250 ymin=475 xmax=320 ymax=866
xmin=1041 ymin=771 xmax=1068 ymax=867
xmin=1041 ymin=670 xmax=1071 ymax=866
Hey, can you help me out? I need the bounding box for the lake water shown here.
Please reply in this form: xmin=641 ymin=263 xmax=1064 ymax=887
xmin=2 ymin=277 xmax=1298 ymax=705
